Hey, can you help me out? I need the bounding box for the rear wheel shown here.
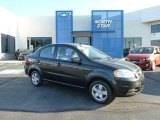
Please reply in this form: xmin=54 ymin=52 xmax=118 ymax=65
xmin=89 ymin=80 xmax=114 ymax=104
xmin=31 ymin=71 xmax=43 ymax=87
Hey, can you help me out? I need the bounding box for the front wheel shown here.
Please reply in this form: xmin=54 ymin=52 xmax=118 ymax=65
xmin=89 ymin=80 xmax=114 ymax=104
xmin=31 ymin=71 xmax=43 ymax=87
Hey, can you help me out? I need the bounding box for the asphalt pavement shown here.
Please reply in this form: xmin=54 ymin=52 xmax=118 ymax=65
xmin=0 ymin=62 xmax=159 ymax=120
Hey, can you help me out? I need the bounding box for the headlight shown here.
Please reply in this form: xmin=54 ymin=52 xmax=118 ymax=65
xmin=114 ymin=69 xmax=135 ymax=78
xmin=143 ymin=58 xmax=150 ymax=61
xmin=141 ymin=57 xmax=153 ymax=61
xmin=145 ymin=58 xmax=150 ymax=61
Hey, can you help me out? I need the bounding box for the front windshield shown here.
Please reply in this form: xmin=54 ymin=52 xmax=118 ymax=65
xmin=130 ymin=47 xmax=154 ymax=54
xmin=76 ymin=45 xmax=111 ymax=60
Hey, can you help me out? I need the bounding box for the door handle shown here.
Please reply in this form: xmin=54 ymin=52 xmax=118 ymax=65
xmin=57 ymin=63 xmax=61 ymax=66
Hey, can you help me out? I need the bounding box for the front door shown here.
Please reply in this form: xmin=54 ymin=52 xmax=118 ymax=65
xmin=53 ymin=45 xmax=86 ymax=87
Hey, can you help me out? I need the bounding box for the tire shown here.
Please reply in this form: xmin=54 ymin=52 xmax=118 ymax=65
xmin=89 ymin=80 xmax=114 ymax=104
xmin=30 ymin=71 xmax=43 ymax=87
xmin=151 ymin=61 xmax=156 ymax=70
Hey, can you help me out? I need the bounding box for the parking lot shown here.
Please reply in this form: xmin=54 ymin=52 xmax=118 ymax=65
xmin=0 ymin=61 xmax=160 ymax=120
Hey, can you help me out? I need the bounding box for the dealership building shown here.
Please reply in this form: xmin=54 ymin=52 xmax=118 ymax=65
xmin=0 ymin=5 xmax=160 ymax=60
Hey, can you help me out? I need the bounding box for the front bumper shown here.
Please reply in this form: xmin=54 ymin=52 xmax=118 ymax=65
xmin=129 ymin=60 xmax=152 ymax=70
xmin=114 ymin=73 xmax=144 ymax=96
xmin=139 ymin=61 xmax=152 ymax=70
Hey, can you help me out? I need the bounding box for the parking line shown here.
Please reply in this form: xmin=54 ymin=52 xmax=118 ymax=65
xmin=0 ymin=64 xmax=21 ymax=70
xmin=0 ymin=69 xmax=24 ymax=74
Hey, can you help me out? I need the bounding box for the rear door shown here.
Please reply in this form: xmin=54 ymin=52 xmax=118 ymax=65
xmin=37 ymin=45 xmax=57 ymax=80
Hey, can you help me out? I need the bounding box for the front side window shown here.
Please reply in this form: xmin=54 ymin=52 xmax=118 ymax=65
xmin=40 ymin=46 xmax=55 ymax=59
xmin=57 ymin=46 xmax=79 ymax=61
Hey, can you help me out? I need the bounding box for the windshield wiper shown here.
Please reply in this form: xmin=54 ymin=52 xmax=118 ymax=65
xmin=91 ymin=57 xmax=101 ymax=60
xmin=91 ymin=57 xmax=112 ymax=60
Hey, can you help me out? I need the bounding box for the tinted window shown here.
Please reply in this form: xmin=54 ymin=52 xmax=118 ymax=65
xmin=57 ymin=46 xmax=79 ymax=61
xmin=40 ymin=46 xmax=55 ymax=59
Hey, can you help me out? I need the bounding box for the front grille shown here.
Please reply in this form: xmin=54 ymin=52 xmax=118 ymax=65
xmin=130 ymin=60 xmax=140 ymax=65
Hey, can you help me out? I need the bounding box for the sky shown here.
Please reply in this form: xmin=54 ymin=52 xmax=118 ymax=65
xmin=0 ymin=0 xmax=160 ymax=16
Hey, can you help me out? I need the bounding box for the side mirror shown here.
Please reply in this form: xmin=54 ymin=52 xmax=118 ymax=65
xmin=71 ymin=57 xmax=82 ymax=64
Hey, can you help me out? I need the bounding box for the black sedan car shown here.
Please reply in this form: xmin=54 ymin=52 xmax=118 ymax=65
xmin=24 ymin=43 xmax=144 ymax=104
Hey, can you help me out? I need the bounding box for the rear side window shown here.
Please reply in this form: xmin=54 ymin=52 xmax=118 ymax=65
xmin=40 ymin=46 xmax=55 ymax=59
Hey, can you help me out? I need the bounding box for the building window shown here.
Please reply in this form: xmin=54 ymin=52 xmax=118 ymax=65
xmin=27 ymin=37 xmax=52 ymax=51
xmin=124 ymin=37 xmax=142 ymax=57
xmin=151 ymin=24 xmax=160 ymax=33
xmin=124 ymin=37 xmax=142 ymax=49
xmin=151 ymin=40 xmax=160 ymax=46
xmin=1 ymin=34 xmax=15 ymax=54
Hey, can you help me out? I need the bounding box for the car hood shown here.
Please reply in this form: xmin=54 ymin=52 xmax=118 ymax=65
xmin=95 ymin=58 xmax=139 ymax=71
xmin=127 ymin=54 xmax=151 ymax=60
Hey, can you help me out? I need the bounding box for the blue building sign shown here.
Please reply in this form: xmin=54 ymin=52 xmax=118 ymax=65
xmin=56 ymin=11 xmax=73 ymax=43
xmin=92 ymin=10 xmax=124 ymax=58
xmin=56 ymin=10 xmax=124 ymax=58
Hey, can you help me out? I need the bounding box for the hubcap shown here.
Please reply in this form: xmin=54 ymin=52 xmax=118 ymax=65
xmin=92 ymin=84 xmax=108 ymax=102
xmin=31 ymin=72 xmax=40 ymax=85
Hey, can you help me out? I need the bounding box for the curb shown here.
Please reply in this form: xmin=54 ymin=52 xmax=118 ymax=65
xmin=0 ymin=61 xmax=24 ymax=64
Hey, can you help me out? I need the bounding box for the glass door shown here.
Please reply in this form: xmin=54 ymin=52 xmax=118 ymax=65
xmin=74 ymin=36 xmax=91 ymax=45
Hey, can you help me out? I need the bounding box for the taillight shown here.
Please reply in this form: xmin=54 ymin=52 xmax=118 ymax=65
xmin=25 ymin=59 xmax=33 ymax=65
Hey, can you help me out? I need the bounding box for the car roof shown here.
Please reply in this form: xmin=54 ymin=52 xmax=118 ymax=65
xmin=47 ymin=43 xmax=91 ymax=48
